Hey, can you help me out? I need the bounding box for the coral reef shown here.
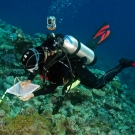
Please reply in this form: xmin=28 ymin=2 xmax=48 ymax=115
xmin=0 ymin=19 xmax=46 ymax=92
xmin=0 ymin=113 xmax=52 ymax=135
xmin=92 ymin=89 xmax=106 ymax=97
xmin=0 ymin=19 xmax=135 ymax=135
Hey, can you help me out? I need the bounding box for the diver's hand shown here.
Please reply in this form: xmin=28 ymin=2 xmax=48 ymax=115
xmin=20 ymin=80 xmax=31 ymax=88
xmin=19 ymin=93 xmax=34 ymax=101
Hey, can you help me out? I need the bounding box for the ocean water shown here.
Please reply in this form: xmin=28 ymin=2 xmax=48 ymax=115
xmin=0 ymin=0 xmax=135 ymax=57
xmin=0 ymin=1 xmax=135 ymax=134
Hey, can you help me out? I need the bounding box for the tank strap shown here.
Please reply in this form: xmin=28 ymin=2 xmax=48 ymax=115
xmin=72 ymin=40 xmax=81 ymax=55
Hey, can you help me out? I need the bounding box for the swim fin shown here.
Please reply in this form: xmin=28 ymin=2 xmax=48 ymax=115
xmin=86 ymin=22 xmax=111 ymax=50
xmin=119 ymin=58 xmax=135 ymax=67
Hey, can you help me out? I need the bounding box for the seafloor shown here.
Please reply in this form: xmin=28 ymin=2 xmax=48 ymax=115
xmin=0 ymin=19 xmax=135 ymax=135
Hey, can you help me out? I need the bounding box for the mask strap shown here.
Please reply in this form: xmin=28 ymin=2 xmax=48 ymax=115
xmin=29 ymin=48 xmax=39 ymax=70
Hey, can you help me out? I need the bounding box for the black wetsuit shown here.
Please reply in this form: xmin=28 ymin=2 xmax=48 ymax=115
xmin=27 ymin=34 xmax=125 ymax=96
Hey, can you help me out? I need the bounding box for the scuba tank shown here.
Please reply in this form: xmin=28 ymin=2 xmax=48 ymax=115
xmin=63 ymin=35 xmax=97 ymax=65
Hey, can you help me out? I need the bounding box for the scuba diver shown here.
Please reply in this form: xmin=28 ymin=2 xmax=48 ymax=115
xmin=20 ymin=17 xmax=135 ymax=114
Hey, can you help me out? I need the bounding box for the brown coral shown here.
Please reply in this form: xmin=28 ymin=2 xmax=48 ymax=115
xmin=0 ymin=113 xmax=52 ymax=135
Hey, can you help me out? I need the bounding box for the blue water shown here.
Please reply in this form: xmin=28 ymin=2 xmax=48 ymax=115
xmin=0 ymin=0 xmax=135 ymax=89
